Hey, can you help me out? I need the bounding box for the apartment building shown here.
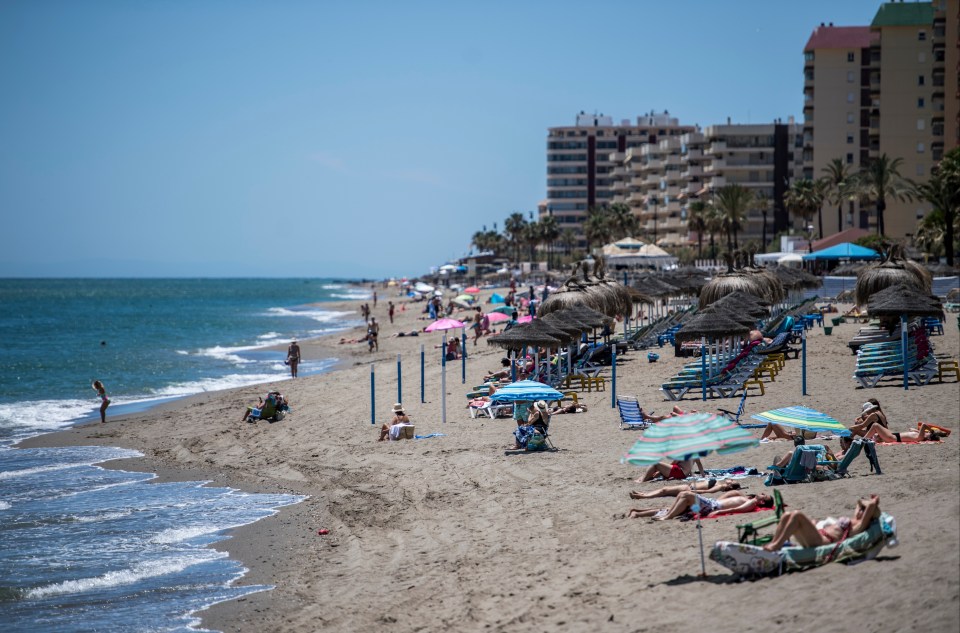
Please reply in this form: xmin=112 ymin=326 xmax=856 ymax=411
xmin=804 ymin=1 xmax=960 ymax=238
xmin=609 ymin=121 xmax=804 ymax=248
xmin=544 ymin=112 xmax=695 ymax=247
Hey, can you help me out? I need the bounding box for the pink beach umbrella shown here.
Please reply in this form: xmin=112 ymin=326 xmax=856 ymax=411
xmin=486 ymin=312 xmax=510 ymax=323
xmin=517 ymin=315 xmax=534 ymax=324
xmin=424 ymin=317 xmax=466 ymax=332
xmin=464 ymin=286 xmax=481 ymax=294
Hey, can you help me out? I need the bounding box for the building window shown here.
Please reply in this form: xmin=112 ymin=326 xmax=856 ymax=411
xmin=846 ymin=153 xmax=854 ymax=164
xmin=918 ymin=97 xmax=925 ymax=108
xmin=918 ymin=119 xmax=925 ymax=130
xmin=847 ymin=134 xmax=854 ymax=144
xmin=847 ymin=92 xmax=855 ymax=103
xmin=919 ymin=52 xmax=926 ymax=63
xmin=847 ymin=51 xmax=855 ymax=62
xmin=918 ymin=75 xmax=925 ymax=86
xmin=918 ymin=30 xmax=927 ymax=41
xmin=847 ymin=70 xmax=854 ymax=83
xmin=847 ymin=112 xmax=855 ymax=124
xmin=917 ymin=164 xmax=925 ymax=177
xmin=917 ymin=143 xmax=925 ymax=153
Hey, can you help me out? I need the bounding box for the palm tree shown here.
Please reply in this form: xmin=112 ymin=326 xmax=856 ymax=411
xmin=560 ymin=228 xmax=578 ymax=260
xmin=538 ymin=215 xmax=561 ymax=269
xmin=713 ymin=184 xmax=754 ymax=251
xmin=503 ymin=212 xmax=528 ymax=264
xmin=914 ymin=211 xmax=946 ymax=259
xmin=850 ymin=154 xmax=913 ymax=237
xmin=608 ymin=202 xmax=639 ymax=240
xmin=705 ymin=201 xmax=724 ymax=260
xmin=926 ymin=146 xmax=960 ymax=266
xmin=820 ymin=158 xmax=853 ymax=234
xmin=913 ymin=167 xmax=958 ymax=266
xmin=583 ymin=206 xmax=612 ymax=254
xmin=687 ymin=200 xmax=707 ymax=259
xmin=785 ymin=178 xmax=824 ymax=248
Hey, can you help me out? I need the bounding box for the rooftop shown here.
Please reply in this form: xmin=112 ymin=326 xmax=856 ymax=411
xmin=804 ymin=25 xmax=875 ymax=52
xmin=871 ymin=1 xmax=934 ymax=28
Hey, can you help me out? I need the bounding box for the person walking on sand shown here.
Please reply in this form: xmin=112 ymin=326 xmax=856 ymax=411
xmin=388 ymin=301 xmax=395 ymax=324
xmin=92 ymin=380 xmax=110 ymax=423
xmin=287 ymin=340 xmax=301 ymax=378
xmin=368 ymin=318 xmax=380 ymax=352
xmin=373 ymin=289 xmax=378 ymax=308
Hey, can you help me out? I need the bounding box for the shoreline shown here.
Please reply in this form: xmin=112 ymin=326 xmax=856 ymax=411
xmin=18 ymin=292 xmax=960 ymax=632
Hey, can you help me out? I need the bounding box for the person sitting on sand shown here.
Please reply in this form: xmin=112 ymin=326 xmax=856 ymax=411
xmin=378 ymin=403 xmax=413 ymax=441
xmin=510 ymin=400 xmax=550 ymax=449
xmin=637 ymin=457 xmax=705 ymax=483
xmin=627 ymin=490 xmax=773 ymax=520
xmin=485 ymin=358 xmax=513 ymax=382
xmin=864 ymin=422 xmax=943 ymax=444
xmin=241 ymin=392 xmax=286 ymax=423
xmin=763 ymin=495 xmax=882 ymax=551
xmin=848 ymin=399 xmax=888 ymax=436
xmin=629 ymin=479 xmax=742 ymax=499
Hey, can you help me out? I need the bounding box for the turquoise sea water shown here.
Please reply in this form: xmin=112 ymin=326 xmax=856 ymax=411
xmin=0 ymin=279 xmax=367 ymax=631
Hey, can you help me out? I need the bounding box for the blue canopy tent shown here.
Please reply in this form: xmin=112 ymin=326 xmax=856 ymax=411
xmin=802 ymin=242 xmax=880 ymax=261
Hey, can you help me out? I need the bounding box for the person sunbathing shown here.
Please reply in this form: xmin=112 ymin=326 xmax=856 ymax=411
xmin=848 ymin=399 xmax=888 ymax=436
xmin=642 ymin=405 xmax=697 ymax=423
xmin=548 ymin=402 xmax=588 ymax=415
xmin=484 ymin=358 xmax=513 ymax=381
xmin=629 ymin=479 xmax=742 ymax=499
xmin=627 ymin=490 xmax=773 ymax=520
xmin=637 ymin=457 xmax=705 ymax=483
xmin=763 ymin=495 xmax=881 ymax=551
xmin=760 ymin=424 xmax=817 ymax=441
xmin=864 ymin=423 xmax=943 ymax=444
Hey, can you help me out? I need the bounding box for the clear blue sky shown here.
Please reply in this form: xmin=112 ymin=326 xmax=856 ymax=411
xmin=0 ymin=0 xmax=884 ymax=278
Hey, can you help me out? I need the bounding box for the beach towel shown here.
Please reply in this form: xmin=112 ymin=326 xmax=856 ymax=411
xmin=875 ymin=440 xmax=943 ymax=446
xmin=687 ymin=467 xmax=763 ymax=482
xmin=682 ymin=506 xmax=774 ymax=522
xmin=414 ymin=433 xmax=446 ymax=440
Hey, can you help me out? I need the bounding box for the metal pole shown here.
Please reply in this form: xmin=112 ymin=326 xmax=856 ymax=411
xmin=441 ymin=333 xmax=447 ymax=423
xmin=901 ymin=314 xmax=909 ymax=391
xmin=461 ymin=328 xmax=466 ymax=385
xmin=370 ymin=364 xmax=376 ymax=425
xmin=701 ymin=337 xmax=707 ymax=402
xmin=697 ymin=517 xmax=707 ymax=577
xmin=611 ymin=344 xmax=617 ymax=408
xmin=420 ymin=343 xmax=425 ymax=403
xmin=397 ymin=353 xmax=402 ymax=404
xmin=801 ymin=327 xmax=808 ymax=396
xmin=511 ymin=350 xmax=517 ymax=382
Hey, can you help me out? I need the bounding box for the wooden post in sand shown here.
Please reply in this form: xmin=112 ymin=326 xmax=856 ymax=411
xmin=370 ymin=364 xmax=376 ymax=425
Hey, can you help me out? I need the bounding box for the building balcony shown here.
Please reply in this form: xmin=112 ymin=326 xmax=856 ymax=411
xmin=608 ymin=151 xmax=625 ymax=163
xmin=644 ymin=159 xmax=664 ymax=171
xmin=704 ymin=159 xmax=726 ymax=173
xmin=664 ymin=169 xmax=683 ymax=183
xmin=707 ymin=176 xmax=727 ymax=188
xmin=707 ymin=141 xmax=726 ymax=154
xmin=610 ymin=166 xmax=628 ymax=177
xmin=662 ymin=185 xmax=682 ymax=198
xmin=664 ymin=155 xmax=681 ymax=166
xmin=645 ymin=173 xmax=661 ymax=186
xmin=681 ymin=165 xmax=704 ymax=178
xmin=630 ymin=176 xmax=646 ymax=188
xmin=682 ymin=148 xmax=703 ymax=161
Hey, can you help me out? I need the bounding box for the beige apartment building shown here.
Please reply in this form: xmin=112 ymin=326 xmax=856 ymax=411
xmin=804 ymin=1 xmax=960 ymax=239
xmin=608 ymin=121 xmax=804 ymax=248
xmin=544 ymin=112 xmax=695 ymax=248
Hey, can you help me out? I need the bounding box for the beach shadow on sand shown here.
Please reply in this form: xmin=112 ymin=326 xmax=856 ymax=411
xmin=662 ymin=554 xmax=902 ymax=586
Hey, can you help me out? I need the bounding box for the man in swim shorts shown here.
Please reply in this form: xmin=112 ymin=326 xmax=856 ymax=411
xmin=637 ymin=457 xmax=705 ymax=483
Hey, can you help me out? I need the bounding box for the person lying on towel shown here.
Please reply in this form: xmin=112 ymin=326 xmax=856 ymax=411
xmin=864 ymin=422 xmax=946 ymax=444
xmin=763 ymin=495 xmax=881 ymax=551
xmin=629 ymin=479 xmax=742 ymax=500
xmin=627 ymin=491 xmax=773 ymax=520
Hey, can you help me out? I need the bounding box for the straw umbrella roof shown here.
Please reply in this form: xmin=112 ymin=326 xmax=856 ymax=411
xmin=486 ymin=322 xmax=562 ymax=350
xmin=538 ymin=312 xmax=589 ymax=338
xmin=674 ymin=312 xmax=751 ymax=341
xmin=635 ymin=277 xmax=680 ymax=298
xmin=625 ymin=286 xmax=656 ymax=304
xmin=562 ymin=304 xmax=615 ymax=327
xmin=544 ymin=308 xmax=598 ymax=331
xmin=866 ymin=284 xmax=944 ymax=318
xmin=699 ymin=305 xmax=761 ymax=328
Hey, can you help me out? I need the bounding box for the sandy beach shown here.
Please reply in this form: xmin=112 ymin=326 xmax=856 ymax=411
xmin=20 ymin=291 xmax=960 ymax=633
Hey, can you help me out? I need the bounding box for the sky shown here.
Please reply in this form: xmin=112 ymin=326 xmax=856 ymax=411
xmin=0 ymin=0 xmax=886 ymax=278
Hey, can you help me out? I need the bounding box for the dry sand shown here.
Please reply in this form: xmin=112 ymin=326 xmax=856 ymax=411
xmin=21 ymin=292 xmax=960 ymax=633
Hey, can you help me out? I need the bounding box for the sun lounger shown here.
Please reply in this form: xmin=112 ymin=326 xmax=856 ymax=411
xmin=616 ymin=396 xmax=647 ymax=430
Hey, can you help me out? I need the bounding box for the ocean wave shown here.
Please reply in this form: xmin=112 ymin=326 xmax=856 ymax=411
xmin=329 ymin=289 xmax=371 ymax=300
xmin=265 ymin=307 xmax=357 ymax=323
xmin=26 ymin=553 xmax=224 ymax=599
xmin=0 ymin=462 xmax=87 ymax=481
xmin=69 ymin=510 xmax=135 ymax=524
xmin=0 ymin=399 xmax=99 ymax=433
xmin=150 ymin=373 xmax=287 ymax=397
xmin=0 ymin=500 xmax=11 ymax=510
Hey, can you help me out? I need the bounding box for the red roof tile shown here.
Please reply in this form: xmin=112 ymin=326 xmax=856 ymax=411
xmin=804 ymin=26 xmax=876 ymax=52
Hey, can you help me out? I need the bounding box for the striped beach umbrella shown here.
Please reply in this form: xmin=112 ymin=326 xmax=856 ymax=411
xmin=492 ymin=306 xmax=516 ymax=315
xmin=749 ymin=406 xmax=850 ymax=437
xmin=489 ymin=380 xmax=564 ymax=403
xmin=621 ymin=413 xmax=759 ymax=467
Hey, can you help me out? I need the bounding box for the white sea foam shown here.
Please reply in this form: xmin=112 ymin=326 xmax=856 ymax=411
xmin=26 ymin=554 xmax=224 ymax=599
xmin=0 ymin=500 xmax=11 ymax=510
xmin=329 ymin=289 xmax=371 ymax=300
xmin=197 ymin=345 xmax=257 ymax=365
xmin=70 ymin=510 xmax=134 ymax=524
xmin=0 ymin=462 xmax=85 ymax=480
xmin=152 ymin=524 xmax=224 ymax=544
xmin=150 ymin=373 xmax=287 ymax=397
xmin=257 ymin=331 xmax=283 ymax=342
xmin=266 ymin=307 xmax=356 ymax=323
xmin=0 ymin=399 xmax=98 ymax=432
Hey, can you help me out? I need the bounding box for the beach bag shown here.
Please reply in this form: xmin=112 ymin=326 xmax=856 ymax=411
xmin=526 ymin=430 xmax=547 ymax=452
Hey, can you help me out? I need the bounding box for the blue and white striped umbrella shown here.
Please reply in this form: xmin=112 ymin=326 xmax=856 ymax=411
xmin=750 ymin=406 xmax=850 ymax=436
xmin=489 ymin=380 xmax=564 ymax=403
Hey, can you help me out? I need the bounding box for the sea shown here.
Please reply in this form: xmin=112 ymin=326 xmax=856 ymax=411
xmin=0 ymin=278 xmax=369 ymax=632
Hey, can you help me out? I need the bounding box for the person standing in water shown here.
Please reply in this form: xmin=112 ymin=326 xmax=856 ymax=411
xmin=287 ymin=340 xmax=302 ymax=378
xmin=92 ymin=380 xmax=110 ymax=423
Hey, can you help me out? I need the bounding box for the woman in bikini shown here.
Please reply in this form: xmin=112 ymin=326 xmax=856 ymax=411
xmin=848 ymin=399 xmax=888 ymax=436
xmin=629 ymin=479 xmax=741 ymax=499
xmin=92 ymin=380 xmax=110 ymax=423
xmin=763 ymin=494 xmax=881 ymax=551
xmin=864 ymin=423 xmax=943 ymax=444
xmin=627 ymin=490 xmax=773 ymax=520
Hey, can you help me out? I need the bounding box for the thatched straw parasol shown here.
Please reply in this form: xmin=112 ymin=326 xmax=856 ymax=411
xmin=635 ymin=277 xmax=680 ymax=298
xmin=562 ymin=304 xmax=615 ymax=326
xmin=947 ymin=288 xmax=960 ymax=303
xmin=539 ymin=260 xmax=630 ymax=318
xmin=538 ymin=312 xmax=589 ymax=338
xmin=486 ymin=322 xmax=562 ymax=350
xmin=674 ymin=311 xmax=751 ymax=342
xmin=699 ymin=254 xmax=769 ymax=307
xmin=624 ymin=286 xmax=656 ymax=305
xmin=832 ymin=262 xmax=870 ymax=277
xmin=698 ymin=305 xmax=760 ymax=328
xmin=855 ymin=244 xmax=932 ymax=306
xmin=866 ymin=284 xmax=944 ymax=318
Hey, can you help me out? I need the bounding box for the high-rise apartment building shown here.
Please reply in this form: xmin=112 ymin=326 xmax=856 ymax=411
xmin=544 ymin=112 xmax=695 ymax=247
xmin=804 ymin=1 xmax=960 ymax=238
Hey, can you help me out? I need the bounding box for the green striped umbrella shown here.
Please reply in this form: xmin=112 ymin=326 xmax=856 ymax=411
xmin=749 ymin=406 xmax=850 ymax=437
xmin=492 ymin=306 xmax=516 ymax=315
xmin=621 ymin=413 xmax=759 ymax=467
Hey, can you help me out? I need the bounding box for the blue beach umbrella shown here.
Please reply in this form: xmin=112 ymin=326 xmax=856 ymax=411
xmin=750 ymin=406 xmax=850 ymax=437
xmin=490 ymin=380 xmax=564 ymax=403
xmin=490 ymin=293 xmax=505 ymax=304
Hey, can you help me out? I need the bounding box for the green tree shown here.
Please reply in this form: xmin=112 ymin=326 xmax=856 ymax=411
xmin=538 ymin=215 xmax=561 ymax=269
xmin=922 ymin=147 xmax=960 ymax=266
xmin=784 ymin=178 xmax=824 ymax=247
xmin=583 ymin=206 xmax=612 ymax=254
xmin=820 ymin=158 xmax=853 ymax=235
xmin=713 ymin=184 xmax=754 ymax=251
xmin=850 ymin=153 xmax=913 ymax=237
xmin=915 ymin=211 xmax=946 ymax=259
xmin=503 ymin=212 xmax=528 ymax=264
xmin=608 ymin=202 xmax=639 ymax=240
xmin=686 ymin=200 xmax=707 ymax=259
xmin=560 ymin=228 xmax=577 ymax=259
xmin=705 ymin=200 xmax=724 ymax=260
